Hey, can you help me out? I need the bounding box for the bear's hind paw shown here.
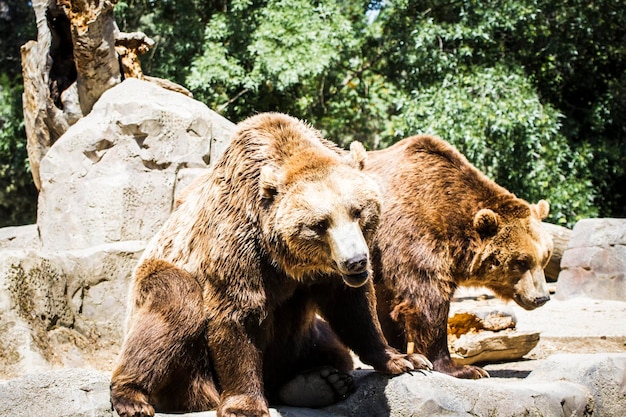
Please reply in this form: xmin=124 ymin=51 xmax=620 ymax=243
xmin=278 ymin=366 xmax=354 ymax=408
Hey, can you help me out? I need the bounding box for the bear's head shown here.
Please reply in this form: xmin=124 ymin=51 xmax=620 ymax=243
xmin=260 ymin=142 xmax=381 ymax=288
xmin=469 ymin=199 xmax=553 ymax=310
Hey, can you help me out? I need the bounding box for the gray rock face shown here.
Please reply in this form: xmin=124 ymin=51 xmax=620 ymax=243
xmin=557 ymin=218 xmax=626 ymax=301
xmin=0 ymin=224 xmax=40 ymax=250
xmin=0 ymin=368 xmax=116 ymax=417
xmin=0 ymin=241 xmax=145 ymax=379
xmin=1 ymin=353 xmax=624 ymax=417
xmin=37 ymin=78 xmax=233 ymax=251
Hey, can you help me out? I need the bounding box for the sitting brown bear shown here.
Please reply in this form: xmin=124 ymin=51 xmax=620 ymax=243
xmin=366 ymin=134 xmax=553 ymax=379
xmin=110 ymin=113 xmax=431 ymax=417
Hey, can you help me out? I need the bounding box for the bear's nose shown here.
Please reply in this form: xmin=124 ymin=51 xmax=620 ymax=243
xmin=344 ymin=254 xmax=368 ymax=274
xmin=533 ymin=295 xmax=550 ymax=307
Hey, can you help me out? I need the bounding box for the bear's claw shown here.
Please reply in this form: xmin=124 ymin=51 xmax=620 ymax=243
xmin=406 ymin=352 xmax=433 ymax=371
xmin=111 ymin=393 xmax=155 ymax=417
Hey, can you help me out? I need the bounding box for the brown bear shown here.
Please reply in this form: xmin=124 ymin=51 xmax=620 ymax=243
xmin=365 ymin=134 xmax=553 ymax=379
xmin=110 ymin=113 xmax=431 ymax=417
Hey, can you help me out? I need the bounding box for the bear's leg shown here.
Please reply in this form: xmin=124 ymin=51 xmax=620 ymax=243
xmin=316 ymin=282 xmax=432 ymax=375
xmin=274 ymin=318 xmax=355 ymax=407
xmin=393 ymin=295 xmax=490 ymax=379
xmin=148 ymin=340 xmax=220 ymax=412
xmin=206 ymin=317 xmax=271 ymax=417
xmin=110 ymin=260 xmax=219 ymax=417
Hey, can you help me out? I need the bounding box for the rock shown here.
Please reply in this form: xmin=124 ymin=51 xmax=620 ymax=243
xmin=450 ymin=329 xmax=540 ymax=365
xmin=2 ymin=353 xmax=624 ymax=417
xmin=541 ymin=222 xmax=572 ymax=281
xmin=0 ymin=368 xmax=115 ymax=417
xmin=36 ymin=78 xmax=234 ymax=251
xmin=0 ymin=241 xmax=145 ymax=379
xmin=447 ymin=306 xmax=538 ymax=365
xmin=0 ymin=224 xmax=40 ymax=250
xmin=556 ymin=218 xmax=626 ymax=301
xmin=526 ymin=353 xmax=626 ymax=417
xmin=448 ymin=306 xmax=517 ymax=336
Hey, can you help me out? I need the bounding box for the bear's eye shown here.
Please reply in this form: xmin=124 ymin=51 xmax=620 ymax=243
xmin=512 ymin=257 xmax=531 ymax=273
xmin=352 ymin=208 xmax=362 ymax=220
xmin=310 ymin=219 xmax=329 ymax=235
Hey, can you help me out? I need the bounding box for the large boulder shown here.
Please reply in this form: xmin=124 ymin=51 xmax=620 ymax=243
xmin=36 ymin=78 xmax=233 ymax=251
xmin=556 ymin=218 xmax=626 ymax=301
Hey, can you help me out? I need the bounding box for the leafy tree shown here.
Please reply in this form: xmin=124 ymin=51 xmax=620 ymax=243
xmin=175 ymin=0 xmax=609 ymax=225
xmin=115 ymin=0 xmax=218 ymax=85
xmin=372 ymin=0 xmax=605 ymax=224
xmin=3 ymin=0 xmax=624 ymax=227
xmin=510 ymin=0 xmax=626 ymax=218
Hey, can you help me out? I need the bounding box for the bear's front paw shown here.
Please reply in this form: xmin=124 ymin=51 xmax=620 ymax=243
xmin=406 ymin=352 xmax=433 ymax=371
xmin=374 ymin=349 xmax=433 ymax=375
xmin=440 ymin=361 xmax=490 ymax=379
xmin=111 ymin=390 xmax=155 ymax=417
xmin=278 ymin=366 xmax=354 ymax=407
xmin=218 ymin=394 xmax=270 ymax=417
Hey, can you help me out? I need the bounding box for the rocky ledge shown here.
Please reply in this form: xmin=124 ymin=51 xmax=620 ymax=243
xmin=1 ymin=353 xmax=624 ymax=417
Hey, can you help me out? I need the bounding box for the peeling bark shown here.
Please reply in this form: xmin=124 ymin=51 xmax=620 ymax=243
xmin=57 ymin=0 xmax=121 ymax=115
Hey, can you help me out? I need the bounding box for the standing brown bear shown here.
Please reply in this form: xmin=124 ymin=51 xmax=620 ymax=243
xmin=110 ymin=113 xmax=430 ymax=417
xmin=366 ymin=134 xmax=553 ymax=379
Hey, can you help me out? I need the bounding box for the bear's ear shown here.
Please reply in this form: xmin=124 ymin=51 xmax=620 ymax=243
xmin=344 ymin=141 xmax=367 ymax=170
xmin=473 ymin=208 xmax=499 ymax=239
xmin=532 ymin=199 xmax=550 ymax=220
xmin=259 ymin=165 xmax=283 ymax=200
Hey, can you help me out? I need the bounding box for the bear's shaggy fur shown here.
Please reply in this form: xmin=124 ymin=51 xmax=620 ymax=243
xmin=366 ymin=134 xmax=553 ymax=379
xmin=110 ymin=113 xmax=430 ymax=417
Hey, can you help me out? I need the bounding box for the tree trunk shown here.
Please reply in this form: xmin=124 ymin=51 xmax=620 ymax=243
xmin=20 ymin=0 xmax=160 ymax=190
xmin=20 ymin=0 xmax=121 ymax=189
xmin=57 ymin=0 xmax=121 ymax=115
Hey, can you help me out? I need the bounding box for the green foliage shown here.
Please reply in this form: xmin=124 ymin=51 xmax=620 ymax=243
xmin=0 ymin=0 xmax=37 ymax=226
xmin=0 ymin=0 xmax=36 ymax=77
xmin=115 ymin=0 xmax=211 ymax=85
xmin=112 ymin=0 xmax=626 ymax=226
xmin=389 ymin=66 xmax=597 ymax=223
xmin=2 ymin=0 xmax=623 ymax=227
xmin=186 ymin=0 xmax=358 ymax=120
xmin=0 ymin=75 xmax=37 ymax=227
xmin=505 ymin=0 xmax=626 ymax=219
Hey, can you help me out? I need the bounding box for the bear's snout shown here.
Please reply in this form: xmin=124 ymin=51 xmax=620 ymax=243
xmin=327 ymin=221 xmax=371 ymax=287
xmin=342 ymin=270 xmax=370 ymax=288
xmin=514 ymin=293 xmax=550 ymax=310
xmin=533 ymin=295 xmax=550 ymax=306
xmin=513 ymin=268 xmax=551 ymax=310
xmin=340 ymin=254 xmax=371 ymax=287
xmin=344 ymin=254 xmax=368 ymax=275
